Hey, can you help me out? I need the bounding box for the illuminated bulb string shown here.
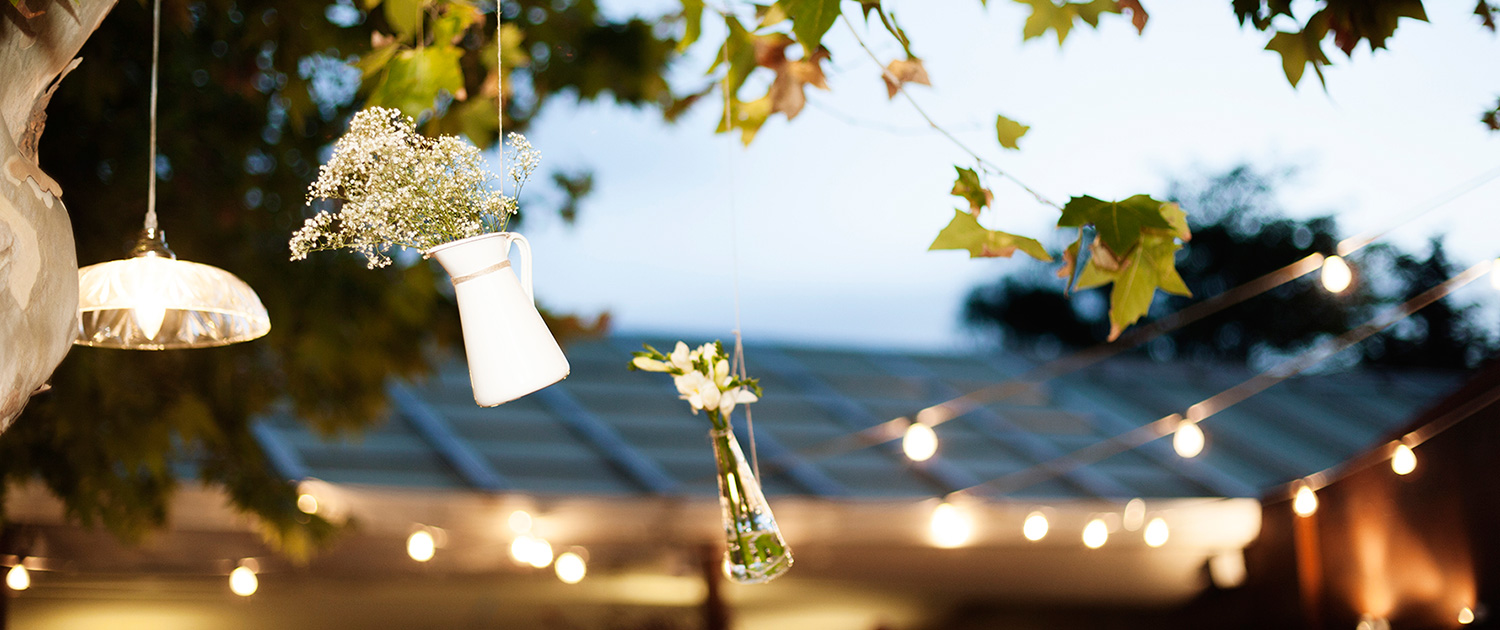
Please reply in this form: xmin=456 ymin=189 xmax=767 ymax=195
xmin=946 ymin=259 xmax=1495 ymax=500
xmin=779 ymin=166 xmax=1500 ymax=468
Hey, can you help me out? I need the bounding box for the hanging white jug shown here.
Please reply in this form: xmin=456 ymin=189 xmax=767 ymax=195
xmin=425 ymin=232 xmax=569 ymax=406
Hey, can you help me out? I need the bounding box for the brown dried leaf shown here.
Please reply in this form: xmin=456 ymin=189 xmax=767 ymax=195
xmin=1118 ymin=0 xmax=1148 ymax=33
xmin=882 ymin=57 xmax=931 ymax=99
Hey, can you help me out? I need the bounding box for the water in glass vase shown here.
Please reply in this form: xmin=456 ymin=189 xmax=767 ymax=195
xmin=711 ymin=427 xmax=793 ymax=584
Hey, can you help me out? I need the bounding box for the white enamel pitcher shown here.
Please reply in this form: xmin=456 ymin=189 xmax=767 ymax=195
xmin=425 ymin=232 xmax=569 ymax=407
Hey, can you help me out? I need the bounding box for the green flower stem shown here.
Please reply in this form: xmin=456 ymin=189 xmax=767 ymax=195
xmin=710 ymin=413 xmax=757 ymax=570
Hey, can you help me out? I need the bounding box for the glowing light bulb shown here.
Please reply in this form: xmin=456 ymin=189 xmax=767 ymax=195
xmin=1459 ymin=606 xmax=1476 ymax=624
xmin=1321 ymin=255 xmax=1352 ymax=293
xmin=1122 ymin=498 xmax=1146 ymax=531
xmin=296 ymin=493 xmax=318 ymax=515
xmin=1173 ymin=420 xmax=1205 ymax=459
xmin=229 ymin=566 xmax=257 ymax=597
xmin=1143 ymin=517 xmax=1169 ymax=547
xmin=511 ymin=535 xmax=535 ymax=564
xmin=1022 ymin=511 xmax=1049 ymax=542
xmin=6 ymin=564 xmax=29 ymax=591
xmin=1082 ymin=518 xmax=1109 ymax=549
xmin=527 ymin=538 xmax=554 ymax=568
xmin=133 ymin=302 xmax=167 ymax=340
xmin=407 ymin=530 xmax=436 ymax=562
xmin=903 ymin=422 xmax=938 ymax=462
xmin=508 ymin=510 xmax=533 ymax=534
xmin=928 ymin=502 xmax=974 ymax=548
xmin=555 ymin=551 xmax=587 ymax=584
xmin=1293 ymin=484 xmax=1318 ymax=517
xmin=1391 ymin=443 xmax=1416 ymax=476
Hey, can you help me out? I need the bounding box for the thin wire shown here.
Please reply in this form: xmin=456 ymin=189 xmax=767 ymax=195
xmin=953 ymin=258 xmax=1493 ymax=499
xmin=496 ymin=3 xmax=506 ymax=208
xmin=144 ymin=0 xmax=161 ymax=232
xmin=718 ymin=20 xmax=761 ymax=482
xmin=1337 ymin=164 xmax=1500 ymax=256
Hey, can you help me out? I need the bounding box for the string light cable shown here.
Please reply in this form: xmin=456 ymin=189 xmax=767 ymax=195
xmin=945 ymin=258 xmax=1495 ymax=500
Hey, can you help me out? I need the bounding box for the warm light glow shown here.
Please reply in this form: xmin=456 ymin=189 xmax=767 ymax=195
xmin=229 ymin=566 xmax=258 ymax=597
xmin=1143 ymin=517 xmax=1169 ymax=547
xmin=1293 ymin=484 xmax=1319 ymax=517
xmin=296 ymin=493 xmax=318 ymax=515
xmin=508 ymin=510 xmax=533 ymax=534
xmin=902 ymin=422 xmax=938 ymax=462
xmin=511 ymin=535 xmax=535 ymax=563
xmin=928 ymin=502 xmax=974 ymax=548
xmin=6 ymin=565 xmax=29 ymax=591
xmin=1082 ymin=518 xmax=1108 ymax=549
xmin=528 ymin=538 xmax=554 ymax=568
xmin=1173 ymin=420 xmax=1205 ymax=458
xmin=133 ymin=303 xmax=167 ymax=340
xmin=1209 ymin=550 xmax=1248 ymax=588
xmin=555 ymin=551 xmax=587 ymax=584
xmin=1023 ymin=511 xmax=1049 ymax=542
xmin=407 ymin=530 xmax=436 ymax=562
xmin=1459 ymin=607 xmax=1476 ymax=625
xmin=1391 ymin=444 xmax=1416 ymax=476
xmin=1321 ymin=255 xmax=1353 ymax=293
xmin=1123 ymin=498 xmax=1146 ymax=531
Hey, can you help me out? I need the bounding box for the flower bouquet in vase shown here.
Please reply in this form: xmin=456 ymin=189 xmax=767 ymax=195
xmin=291 ymin=107 xmax=568 ymax=407
xmin=631 ymin=341 xmax=792 ymax=584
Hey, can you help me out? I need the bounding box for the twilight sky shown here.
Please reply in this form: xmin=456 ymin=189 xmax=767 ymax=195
xmin=507 ymin=0 xmax=1500 ymax=351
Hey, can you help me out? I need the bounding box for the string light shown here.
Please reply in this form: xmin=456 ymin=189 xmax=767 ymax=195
xmin=1143 ymin=517 xmax=1169 ymax=547
xmin=407 ymin=529 xmax=436 ymax=562
xmin=1081 ymin=518 xmax=1108 ymax=549
xmin=1122 ymin=498 xmax=1146 ymax=531
xmin=296 ymin=493 xmax=319 ymax=515
xmin=1391 ymin=443 xmax=1416 ymax=476
xmin=1173 ymin=418 xmax=1205 ymax=459
xmin=1293 ymin=483 xmax=1318 ymax=517
xmin=554 ymin=550 xmax=587 ymax=584
xmin=229 ymin=564 xmax=257 ymax=597
xmin=1459 ymin=606 xmax=1476 ymax=625
xmin=1022 ymin=511 xmax=1049 ymax=541
xmin=1208 ymin=550 xmax=1248 ymax=589
xmin=1321 ymin=255 xmax=1353 ymax=293
xmin=928 ymin=502 xmax=974 ymax=548
xmin=527 ymin=538 xmax=554 ymax=568
xmin=508 ymin=510 xmax=533 ymax=534
xmin=902 ymin=421 xmax=938 ymax=462
xmin=6 ymin=564 xmax=29 ymax=591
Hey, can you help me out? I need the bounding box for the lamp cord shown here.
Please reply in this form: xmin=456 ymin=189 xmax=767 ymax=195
xmin=144 ymin=0 xmax=161 ymax=233
xmin=718 ymin=20 xmax=760 ymax=482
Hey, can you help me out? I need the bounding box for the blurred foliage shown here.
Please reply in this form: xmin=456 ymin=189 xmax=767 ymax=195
xmin=3 ymin=0 xmax=668 ymax=556
xmin=964 ymin=165 xmax=1494 ymax=369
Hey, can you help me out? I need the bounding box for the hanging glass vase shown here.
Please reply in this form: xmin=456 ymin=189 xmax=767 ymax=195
xmin=710 ymin=426 xmax=792 ymax=584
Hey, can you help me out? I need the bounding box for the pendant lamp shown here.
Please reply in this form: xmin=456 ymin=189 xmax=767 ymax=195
xmin=74 ymin=0 xmax=269 ymax=350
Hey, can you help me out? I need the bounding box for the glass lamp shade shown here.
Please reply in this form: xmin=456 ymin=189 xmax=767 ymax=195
xmin=75 ymin=230 xmax=270 ymax=350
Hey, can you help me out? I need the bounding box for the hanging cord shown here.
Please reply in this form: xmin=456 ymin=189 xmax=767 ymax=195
xmin=496 ymin=2 xmax=504 ymax=204
xmin=718 ymin=17 xmax=760 ymax=482
xmin=144 ymin=0 xmax=162 ymax=232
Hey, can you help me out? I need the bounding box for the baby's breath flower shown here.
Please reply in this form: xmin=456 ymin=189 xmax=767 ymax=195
xmin=289 ymin=107 xmax=539 ymax=268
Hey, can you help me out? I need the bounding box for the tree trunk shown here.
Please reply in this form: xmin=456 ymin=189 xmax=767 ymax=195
xmin=0 ymin=0 xmax=119 ymax=431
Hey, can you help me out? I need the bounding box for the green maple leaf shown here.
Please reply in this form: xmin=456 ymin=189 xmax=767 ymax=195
xmin=950 ymin=167 xmax=992 ymax=212
xmin=711 ymin=15 xmax=758 ymax=97
xmin=995 ymin=113 xmax=1030 ymax=150
xmin=1056 ymin=194 xmax=1175 ymax=256
xmin=1017 ymin=0 xmax=1074 ymax=43
xmin=929 ymin=210 xmax=1052 ymax=261
xmin=1015 ymin=0 xmax=1120 ymax=44
xmin=778 ymin=0 xmax=843 ymax=51
xmin=1073 ymin=234 xmax=1191 ymax=340
xmin=679 ymin=0 xmax=705 ymax=52
xmin=1265 ymin=13 xmax=1331 ymax=88
xmin=367 ymin=46 xmax=465 ymax=117
xmin=383 ymin=0 xmax=424 ymax=40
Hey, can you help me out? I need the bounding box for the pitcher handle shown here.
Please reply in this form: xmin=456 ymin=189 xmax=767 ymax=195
xmin=507 ymin=232 xmax=535 ymax=303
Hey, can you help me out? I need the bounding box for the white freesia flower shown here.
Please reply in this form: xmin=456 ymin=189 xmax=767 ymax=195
xmin=669 ymin=342 xmax=693 ymax=372
xmin=719 ymin=387 xmax=758 ymax=416
xmin=632 ymin=356 xmax=671 ymax=372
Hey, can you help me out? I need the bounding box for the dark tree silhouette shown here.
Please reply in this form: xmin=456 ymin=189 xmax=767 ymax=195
xmin=964 ymin=165 xmax=1492 ymax=369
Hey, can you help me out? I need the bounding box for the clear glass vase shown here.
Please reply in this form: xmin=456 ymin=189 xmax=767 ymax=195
xmin=710 ymin=427 xmax=792 ymax=584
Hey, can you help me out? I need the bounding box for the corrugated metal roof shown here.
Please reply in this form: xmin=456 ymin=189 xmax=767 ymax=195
xmin=253 ymin=337 xmax=1463 ymax=500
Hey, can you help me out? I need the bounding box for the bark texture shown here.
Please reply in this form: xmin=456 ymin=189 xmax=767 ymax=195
xmin=0 ymin=0 xmax=119 ymax=431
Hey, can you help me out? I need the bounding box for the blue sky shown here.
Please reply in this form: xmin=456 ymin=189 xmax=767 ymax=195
xmin=509 ymin=0 xmax=1500 ymax=351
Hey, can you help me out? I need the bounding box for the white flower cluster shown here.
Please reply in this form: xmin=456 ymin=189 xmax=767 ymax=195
xmin=632 ymin=342 xmax=761 ymax=421
xmin=289 ymin=107 xmax=540 ymax=268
